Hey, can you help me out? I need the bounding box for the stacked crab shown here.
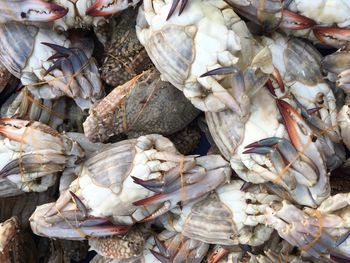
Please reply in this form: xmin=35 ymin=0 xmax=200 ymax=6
xmin=0 ymin=0 xmax=350 ymax=262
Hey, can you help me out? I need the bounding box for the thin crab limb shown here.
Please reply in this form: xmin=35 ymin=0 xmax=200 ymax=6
xmin=244 ymin=137 xmax=319 ymax=187
xmin=133 ymin=166 xmax=230 ymax=221
xmin=0 ymin=0 xmax=67 ymax=23
xmin=293 ymin=97 xmax=340 ymax=143
xmin=0 ymin=152 xmax=66 ymax=178
xmin=30 ymin=203 xmax=129 ymax=240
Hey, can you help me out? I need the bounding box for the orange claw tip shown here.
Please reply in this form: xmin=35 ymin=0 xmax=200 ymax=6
xmin=132 ymin=193 xmax=167 ymax=206
xmin=313 ymin=26 xmax=350 ymax=42
xmin=276 ymin=100 xmax=302 ymax=148
xmin=207 ymin=247 xmax=229 ymax=263
xmin=86 ymin=0 xmax=119 ymax=17
xmin=280 ymin=9 xmax=315 ymax=30
xmin=272 ymin=67 xmax=285 ymax=93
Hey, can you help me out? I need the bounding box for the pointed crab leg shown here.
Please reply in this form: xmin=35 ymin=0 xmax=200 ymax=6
xmin=166 ymin=0 xmax=188 ymax=20
xmin=133 ymin=168 xmax=229 ymax=221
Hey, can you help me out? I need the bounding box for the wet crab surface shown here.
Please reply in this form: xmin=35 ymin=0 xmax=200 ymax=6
xmin=1 ymin=1 xmax=350 ymax=263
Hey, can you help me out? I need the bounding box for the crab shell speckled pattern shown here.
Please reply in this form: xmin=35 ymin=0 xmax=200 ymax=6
xmin=101 ymin=7 xmax=153 ymax=87
xmin=84 ymin=68 xmax=200 ymax=142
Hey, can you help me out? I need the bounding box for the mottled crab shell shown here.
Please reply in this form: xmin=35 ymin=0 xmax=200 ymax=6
xmin=89 ymin=229 xmax=145 ymax=259
xmin=101 ymin=7 xmax=153 ymax=87
xmin=84 ymin=68 xmax=199 ymax=142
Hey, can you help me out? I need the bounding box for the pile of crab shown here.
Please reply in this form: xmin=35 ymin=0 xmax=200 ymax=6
xmin=1 ymin=0 xmax=350 ymax=262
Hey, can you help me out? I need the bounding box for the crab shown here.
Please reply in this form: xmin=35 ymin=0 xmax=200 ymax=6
xmin=29 ymin=134 xmax=231 ymax=240
xmin=0 ymin=118 xmax=84 ymax=196
xmin=156 ymin=180 xmax=279 ymax=248
xmin=136 ymin=0 xmax=272 ymax=112
xmin=101 ymin=7 xmax=153 ymax=87
xmin=207 ymin=83 xmax=331 ymax=207
xmin=225 ymin=0 xmax=350 ymax=48
xmin=265 ymin=192 xmax=350 ymax=261
xmin=1 ymin=87 xmax=84 ymax=133
xmin=84 ymin=69 xmax=199 ymax=142
xmin=0 ymin=0 xmax=140 ymax=29
xmin=322 ymin=49 xmax=350 ymax=94
xmin=260 ymin=32 xmax=344 ymax=170
xmin=0 ymin=23 xmax=104 ymax=111
xmin=0 ymin=217 xmax=38 ymax=263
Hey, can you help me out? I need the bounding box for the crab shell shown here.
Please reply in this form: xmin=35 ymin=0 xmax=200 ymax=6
xmin=0 ymin=23 xmax=104 ymax=111
xmin=207 ymin=87 xmax=331 ymax=207
xmin=101 ymin=7 xmax=153 ymax=87
xmin=84 ymin=68 xmax=200 ymax=142
xmin=160 ymin=180 xmax=279 ymax=247
xmin=136 ymin=0 xmax=271 ymax=112
xmin=29 ymin=134 xmax=231 ymax=240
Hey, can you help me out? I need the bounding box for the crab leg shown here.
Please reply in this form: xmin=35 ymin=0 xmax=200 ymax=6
xmin=133 ymin=167 xmax=229 ymax=221
xmin=244 ymin=137 xmax=319 ymax=187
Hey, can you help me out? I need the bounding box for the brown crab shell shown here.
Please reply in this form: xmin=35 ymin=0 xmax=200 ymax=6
xmin=101 ymin=7 xmax=152 ymax=87
xmin=84 ymin=68 xmax=199 ymax=142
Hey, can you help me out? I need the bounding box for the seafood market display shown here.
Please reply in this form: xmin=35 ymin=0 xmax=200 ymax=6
xmin=1 ymin=0 xmax=350 ymax=262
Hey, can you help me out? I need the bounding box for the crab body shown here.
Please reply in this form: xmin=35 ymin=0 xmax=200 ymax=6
xmin=0 ymin=23 xmax=104 ymax=111
xmin=136 ymin=0 xmax=271 ymax=112
xmin=30 ymin=134 xmax=231 ymax=239
xmin=84 ymin=69 xmax=200 ymax=142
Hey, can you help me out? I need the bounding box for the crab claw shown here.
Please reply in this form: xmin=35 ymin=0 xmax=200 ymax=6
xmin=265 ymin=201 xmax=348 ymax=259
xmin=1 ymin=0 xmax=68 ymax=23
xmin=30 ymin=202 xmax=129 ymax=240
xmin=207 ymin=245 xmax=230 ymax=263
xmin=280 ymin=10 xmax=315 ymax=30
xmin=86 ymin=0 xmax=139 ymax=17
xmin=313 ymin=27 xmax=350 ymax=48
